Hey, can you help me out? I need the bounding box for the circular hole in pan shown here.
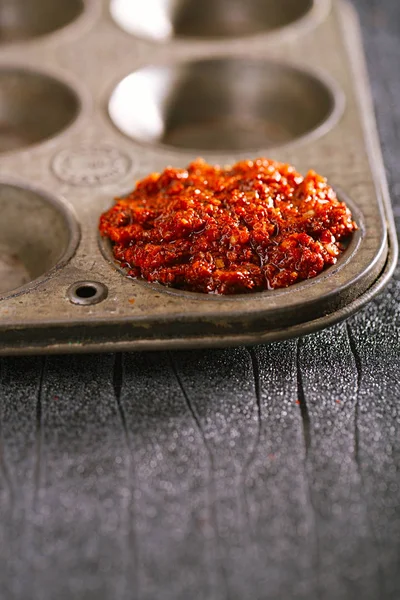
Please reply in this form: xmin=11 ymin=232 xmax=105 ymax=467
xmin=0 ymin=0 xmax=84 ymax=44
xmin=67 ymin=281 xmax=109 ymax=306
xmin=0 ymin=182 xmax=80 ymax=298
xmin=109 ymin=59 xmax=342 ymax=153
xmin=110 ymin=0 xmax=314 ymax=41
xmin=0 ymin=68 xmax=80 ymax=154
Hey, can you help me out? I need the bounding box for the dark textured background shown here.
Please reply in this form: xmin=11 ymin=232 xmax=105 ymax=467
xmin=1 ymin=1 xmax=400 ymax=598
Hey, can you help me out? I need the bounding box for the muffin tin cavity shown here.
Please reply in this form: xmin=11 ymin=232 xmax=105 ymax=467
xmin=110 ymin=0 xmax=314 ymax=41
xmin=0 ymin=183 xmax=80 ymax=297
xmin=109 ymin=58 xmax=340 ymax=152
xmin=0 ymin=68 xmax=80 ymax=154
xmin=0 ymin=0 xmax=84 ymax=44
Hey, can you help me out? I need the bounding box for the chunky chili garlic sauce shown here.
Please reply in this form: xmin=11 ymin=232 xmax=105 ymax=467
xmin=99 ymin=158 xmax=357 ymax=295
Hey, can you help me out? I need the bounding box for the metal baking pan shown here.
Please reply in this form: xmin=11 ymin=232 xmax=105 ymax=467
xmin=0 ymin=0 xmax=397 ymax=356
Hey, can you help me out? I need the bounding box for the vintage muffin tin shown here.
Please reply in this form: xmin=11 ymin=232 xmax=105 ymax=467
xmin=0 ymin=0 xmax=397 ymax=355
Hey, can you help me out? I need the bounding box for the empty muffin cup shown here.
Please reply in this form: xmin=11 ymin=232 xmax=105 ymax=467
xmin=0 ymin=183 xmax=80 ymax=297
xmin=109 ymin=58 xmax=342 ymax=152
xmin=0 ymin=68 xmax=80 ymax=153
xmin=110 ymin=0 xmax=314 ymax=41
xmin=0 ymin=0 xmax=84 ymax=44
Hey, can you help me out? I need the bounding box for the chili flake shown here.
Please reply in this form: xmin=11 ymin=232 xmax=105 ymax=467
xmin=99 ymin=158 xmax=357 ymax=294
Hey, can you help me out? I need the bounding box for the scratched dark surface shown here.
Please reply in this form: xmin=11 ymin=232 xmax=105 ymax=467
xmin=1 ymin=0 xmax=400 ymax=599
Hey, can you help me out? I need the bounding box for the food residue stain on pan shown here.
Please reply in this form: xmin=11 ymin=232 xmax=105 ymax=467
xmin=99 ymin=158 xmax=357 ymax=295
xmin=0 ymin=248 xmax=30 ymax=295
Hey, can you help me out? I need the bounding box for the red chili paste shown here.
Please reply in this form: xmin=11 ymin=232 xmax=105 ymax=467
xmin=99 ymin=158 xmax=357 ymax=294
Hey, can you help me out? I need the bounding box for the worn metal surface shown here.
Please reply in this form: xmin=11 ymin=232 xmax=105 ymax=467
xmin=0 ymin=0 xmax=397 ymax=354
xmin=0 ymin=0 xmax=400 ymax=599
